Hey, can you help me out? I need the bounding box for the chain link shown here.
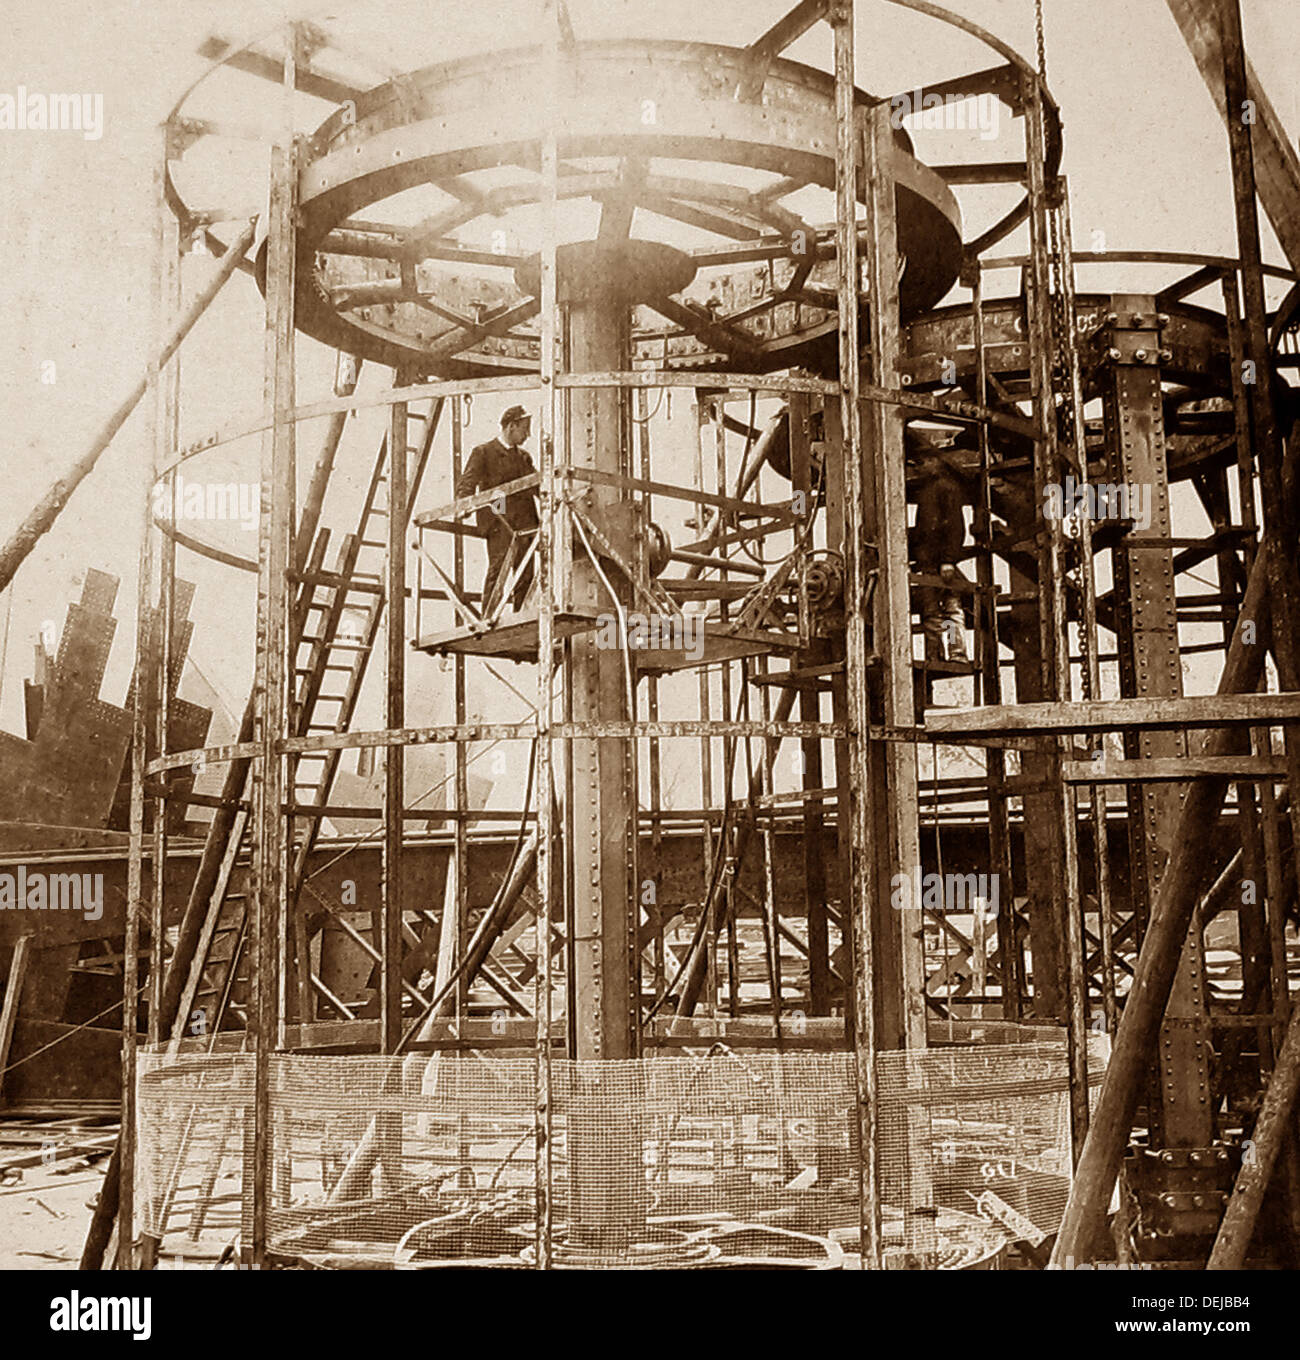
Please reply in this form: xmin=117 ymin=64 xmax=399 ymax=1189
xmin=1034 ymin=0 xmax=1047 ymax=83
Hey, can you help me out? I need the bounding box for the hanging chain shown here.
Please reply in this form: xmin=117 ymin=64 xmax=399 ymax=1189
xmin=1036 ymin=0 xmax=1071 ymax=437
xmin=1034 ymin=0 xmax=1047 ymax=84
xmin=1034 ymin=0 xmax=1095 ymax=706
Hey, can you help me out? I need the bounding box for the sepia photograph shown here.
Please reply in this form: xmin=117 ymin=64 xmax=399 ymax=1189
xmin=0 ymin=0 xmax=1297 ymax=1336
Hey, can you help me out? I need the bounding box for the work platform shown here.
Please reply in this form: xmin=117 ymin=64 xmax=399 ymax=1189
xmin=413 ymin=608 xmax=801 ymax=670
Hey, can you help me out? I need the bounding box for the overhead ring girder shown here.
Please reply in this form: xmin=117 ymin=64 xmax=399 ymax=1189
xmin=285 ymin=40 xmax=962 ymax=373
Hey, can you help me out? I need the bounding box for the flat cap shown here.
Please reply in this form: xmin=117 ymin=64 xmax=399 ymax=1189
xmin=500 ymin=404 xmax=530 ymax=425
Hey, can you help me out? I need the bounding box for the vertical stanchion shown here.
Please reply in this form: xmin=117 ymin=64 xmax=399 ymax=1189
xmin=249 ymin=26 xmax=297 ymax=1267
xmin=452 ymin=398 xmax=470 ymax=1030
xmin=635 ymin=387 xmax=664 ymax=991
xmin=1221 ymin=0 xmax=1300 ymax=929
xmin=376 ymin=382 xmax=409 ymax=1199
xmin=533 ymin=0 xmax=560 ymax=1271
xmin=863 ymin=94 xmax=933 ymax=1262
xmin=862 ymin=100 xmax=926 ymax=1051
xmin=382 ymin=388 xmax=408 ymax=1054
xmin=969 ymin=263 xmax=1021 ymax=1019
xmin=832 ymin=0 xmax=881 ymax=1270
xmin=120 ymin=124 xmax=176 ymax=1270
xmin=148 ymin=147 xmax=180 ymax=1053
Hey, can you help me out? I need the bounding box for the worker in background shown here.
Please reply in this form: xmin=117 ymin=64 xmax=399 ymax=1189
xmin=910 ymin=443 xmax=970 ymax=663
xmin=457 ymin=405 xmax=540 ymax=614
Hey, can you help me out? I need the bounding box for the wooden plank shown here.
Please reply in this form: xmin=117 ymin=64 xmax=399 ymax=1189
xmin=928 ymin=691 xmax=1300 ymax=739
xmin=1062 ymin=755 xmax=1286 ymax=783
xmin=413 ymin=609 xmax=600 ymax=657
xmin=1165 ymin=0 xmax=1300 ymax=273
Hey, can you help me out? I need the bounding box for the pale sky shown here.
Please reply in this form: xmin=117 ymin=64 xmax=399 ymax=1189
xmin=1 ymin=0 xmax=1296 ymax=768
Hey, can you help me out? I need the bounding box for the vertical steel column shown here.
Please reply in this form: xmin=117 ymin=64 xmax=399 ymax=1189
xmin=1052 ymin=552 xmax=1272 ymax=1264
xmin=862 ymin=100 xmax=926 ymax=1053
xmin=249 ymin=31 xmax=298 ymax=1267
xmin=790 ymin=394 xmax=832 ymax=1013
xmin=566 ymin=285 xmax=637 ymax=1062
xmin=562 ymin=271 xmax=641 ymax=1259
xmin=1105 ymin=299 xmax=1209 ymax=1152
xmin=635 ymin=387 xmax=663 ymax=990
xmin=148 ymin=174 xmax=180 ymax=1051
xmin=452 ymin=399 xmax=470 ymax=1027
xmin=694 ymin=399 xmax=718 ymax=1017
xmin=1221 ymin=0 xmax=1300 ymax=953
xmin=120 ymin=127 xmax=175 ymax=1268
xmin=832 ymin=0 xmax=881 ymax=1270
xmin=969 ymin=263 xmax=1022 ymax=1018
xmin=533 ymin=0 xmax=560 ymax=1271
xmin=136 ymin=135 xmax=182 ymax=1274
xmin=382 ymin=391 xmax=408 ymax=1054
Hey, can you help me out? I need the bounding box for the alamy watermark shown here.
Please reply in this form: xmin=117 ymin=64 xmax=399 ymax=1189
xmin=890 ymin=88 xmax=1000 ymax=142
xmin=153 ymin=476 xmax=261 ymax=532
xmin=890 ymin=865 xmax=1000 ymax=914
xmin=49 ymin=1292 xmax=150 ymax=1340
xmin=1043 ymin=474 xmax=1152 ymax=531
xmin=1 ymin=87 xmax=102 ymax=141
xmin=595 ymin=612 xmax=704 ymax=662
xmin=0 ymin=868 xmax=103 ymax=921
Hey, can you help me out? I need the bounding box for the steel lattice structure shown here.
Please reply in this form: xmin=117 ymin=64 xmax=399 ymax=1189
xmin=13 ymin=0 xmax=1290 ymax=1270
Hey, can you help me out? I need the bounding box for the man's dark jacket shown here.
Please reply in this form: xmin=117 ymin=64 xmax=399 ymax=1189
xmin=457 ymin=439 xmax=540 ymax=534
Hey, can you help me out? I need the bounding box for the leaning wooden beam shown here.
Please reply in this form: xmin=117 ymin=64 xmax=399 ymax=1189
xmin=0 ymin=217 xmax=257 ymax=594
xmin=1165 ymin=0 xmax=1300 ymax=272
xmin=0 ymin=935 xmax=33 ymax=1104
xmin=323 ymin=828 xmax=544 ymax=1207
xmin=1207 ymin=1001 xmax=1300 ymax=1268
xmin=1050 ymin=545 xmax=1271 ymax=1265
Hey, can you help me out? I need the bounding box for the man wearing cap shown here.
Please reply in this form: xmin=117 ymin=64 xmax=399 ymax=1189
xmin=457 ymin=406 xmax=540 ymax=613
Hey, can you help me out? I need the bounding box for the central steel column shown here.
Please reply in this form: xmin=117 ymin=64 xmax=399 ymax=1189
xmin=562 ymin=261 xmax=641 ymax=1258
xmin=565 ymin=275 xmax=638 ymax=1062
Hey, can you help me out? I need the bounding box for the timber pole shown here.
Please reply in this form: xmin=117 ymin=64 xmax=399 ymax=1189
xmin=1207 ymin=1001 xmax=1300 ymax=1267
xmin=1051 ymin=546 xmax=1272 ymax=1264
xmin=0 ymin=216 xmax=256 ymax=595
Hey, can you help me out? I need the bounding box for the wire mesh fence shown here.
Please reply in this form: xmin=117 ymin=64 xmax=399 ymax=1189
xmin=137 ymin=1031 xmax=1108 ymax=1269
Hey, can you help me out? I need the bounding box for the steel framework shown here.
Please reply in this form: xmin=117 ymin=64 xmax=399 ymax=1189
xmin=11 ymin=0 xmax=1290 ymax=1270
